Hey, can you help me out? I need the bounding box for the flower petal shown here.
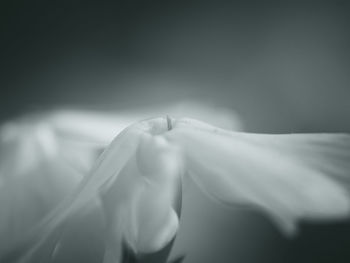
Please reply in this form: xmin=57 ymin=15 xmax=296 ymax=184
xmin=166 ymin=118 xmax=350 ymax=236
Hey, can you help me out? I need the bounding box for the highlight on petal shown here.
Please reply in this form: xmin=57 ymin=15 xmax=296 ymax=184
xmin=45 ymin=100 xmax=242 ymax=145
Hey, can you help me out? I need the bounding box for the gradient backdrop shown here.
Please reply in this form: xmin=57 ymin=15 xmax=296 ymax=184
xmin=1 ymin=1 xmax=350 ymax=263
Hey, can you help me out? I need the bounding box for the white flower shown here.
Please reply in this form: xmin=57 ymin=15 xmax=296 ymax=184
xmin=2 ymin=106 xmax=350 ymax=263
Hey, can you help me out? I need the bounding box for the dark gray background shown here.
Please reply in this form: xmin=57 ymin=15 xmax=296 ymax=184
xmin=1 ymin=1 xmax=350 ymax=262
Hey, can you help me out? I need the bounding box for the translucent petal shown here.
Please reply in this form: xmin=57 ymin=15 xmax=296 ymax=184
xmin=166 ymin=118 xmax=350 ymax=235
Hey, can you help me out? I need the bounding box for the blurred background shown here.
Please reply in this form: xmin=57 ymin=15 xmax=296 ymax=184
xmin=1 ymin=1 xmax=350 ymax=262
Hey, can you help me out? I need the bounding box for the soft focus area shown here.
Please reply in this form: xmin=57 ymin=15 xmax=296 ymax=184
xmin=1 ymin=1 xmax=350 ymax=263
